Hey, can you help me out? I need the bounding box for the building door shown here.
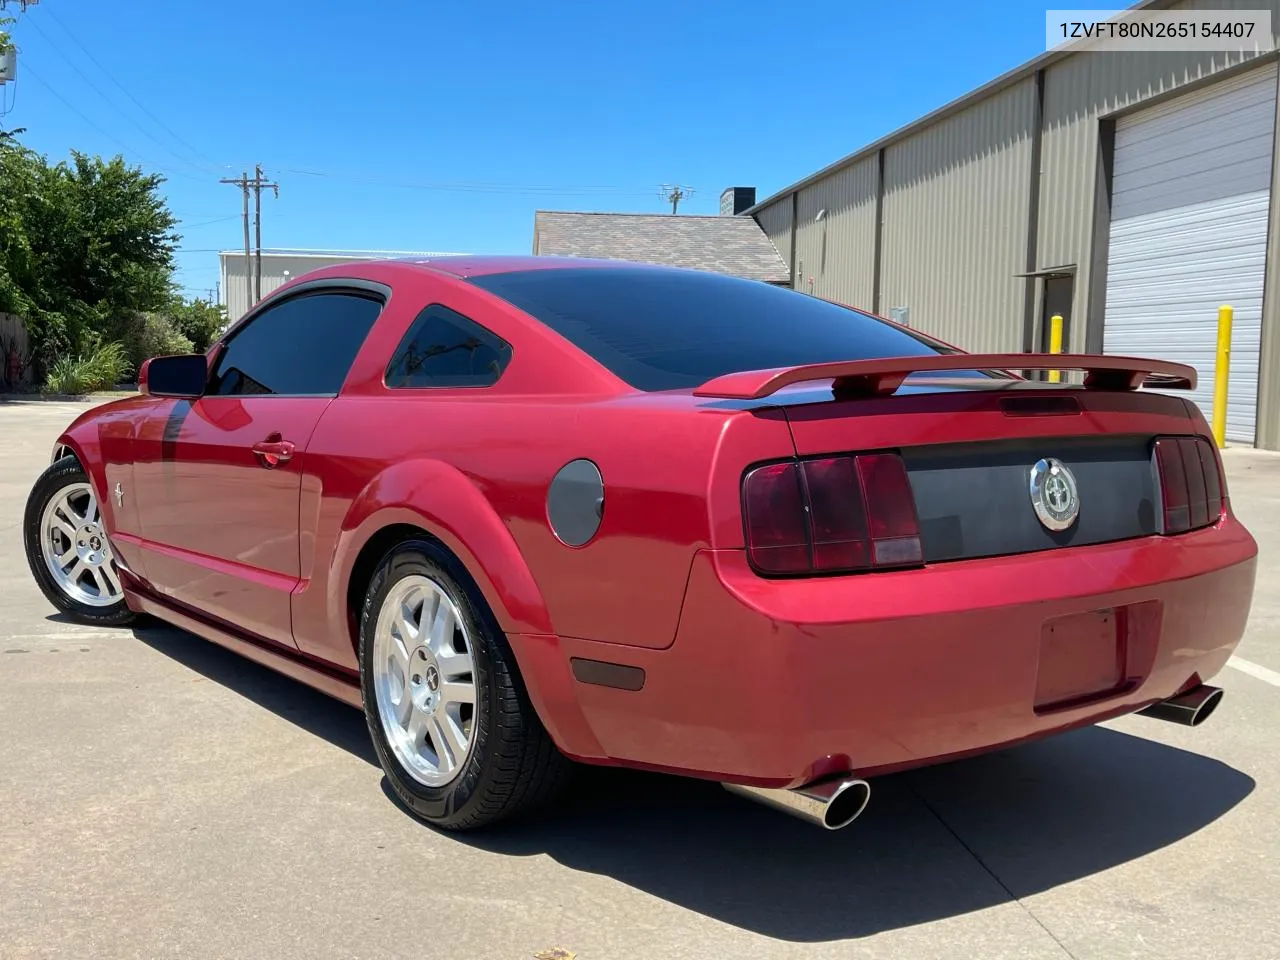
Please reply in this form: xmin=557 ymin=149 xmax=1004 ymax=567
xmin=1103 ymin=63 xmax=1277 ymax=445
xmin=1040 ymin=274 xmax=1074 ymax=354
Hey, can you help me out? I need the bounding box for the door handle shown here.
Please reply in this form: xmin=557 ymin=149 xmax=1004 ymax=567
xmin=252 ymin=439 xmax=295 ymax=468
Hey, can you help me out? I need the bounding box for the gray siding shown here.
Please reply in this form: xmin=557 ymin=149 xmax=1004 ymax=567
xmin=880 ymin=77 xmax=1037 ymax=351
xmin=220 ymin=253 xmax=379 ymax=321
xmin=753 ymin=200 xmax=794 ymax=276
xmin=794 ymin=155 xmax=878 ymax=308
xmin=1038 ymin=0 xmax=1278 ymax=352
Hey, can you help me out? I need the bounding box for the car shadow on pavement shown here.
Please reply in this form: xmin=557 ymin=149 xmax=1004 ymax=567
xmin=444 ymin=726 xmax=1254 ymax=942
xmin=130 ymin=621 xmax=378 ymax=766
xmin=128 ymin=619 xmax=1255 ymax=942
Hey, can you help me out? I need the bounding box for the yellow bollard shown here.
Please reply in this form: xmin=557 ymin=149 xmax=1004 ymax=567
xmin=1212 ymin=304 xmax=1233 ymax=448
xmin=1047 ymin=314 xmax=1064 ymax=383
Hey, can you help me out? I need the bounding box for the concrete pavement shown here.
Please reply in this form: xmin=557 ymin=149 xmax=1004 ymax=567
xmin=2 ymin=399 xmax=1278 ymax=960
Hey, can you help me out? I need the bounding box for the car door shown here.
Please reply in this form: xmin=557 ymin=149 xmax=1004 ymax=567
xmin=130 ymin=285 xmax=386 ymax=647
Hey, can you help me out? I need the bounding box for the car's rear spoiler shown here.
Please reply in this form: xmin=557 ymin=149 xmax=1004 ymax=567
xmin=691 ymin=353 xmax=1197 ymax=400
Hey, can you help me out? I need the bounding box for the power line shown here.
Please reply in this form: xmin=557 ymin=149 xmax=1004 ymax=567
xmin=21 ymin=14 xmax=212 ymax=175
xmin=18 ymin=59 xmax=210 ymax=183
xmin=252 ymin=163 xmax=279 ymax=303
xmin=179 ymin=214 xmax=243 ymax=229
xmin=12 ymin=10 xmax=681 ymax=202
xmin=19 ymin=60 xmax=156 ymax=162
xmin=276 ymin=165 xmax=662 ymax=196
xmin=40 ymin=4 xmax=222 ymax=172
xmin=658 ymin=184 xmax=694 ymax=214
xmin=221 ymin=172 xmax=253 ymax=313
xmin=220 ymin=166 xmax=278 ymax=307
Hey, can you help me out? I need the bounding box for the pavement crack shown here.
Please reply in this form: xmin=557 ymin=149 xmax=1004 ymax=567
xmin=906 ymin=776 xmax=1080 ymax=960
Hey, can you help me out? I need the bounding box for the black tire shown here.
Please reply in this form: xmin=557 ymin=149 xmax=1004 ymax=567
xmin=358 ymin=538 xmax=570 ymax=830
xmin=23 ymin=457 xmax=136 ymax=627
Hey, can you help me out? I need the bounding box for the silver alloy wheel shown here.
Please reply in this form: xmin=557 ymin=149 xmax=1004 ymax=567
xmin=39 ymin=482 xmax=123 ymax=608
xmin=372 ymin=574 xmax=478 ymax=787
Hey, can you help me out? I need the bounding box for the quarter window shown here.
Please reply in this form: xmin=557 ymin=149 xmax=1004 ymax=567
xmin=208 ymin=291 xmax=383 ymax=396
xmin=385 ymin=305 xmax=512 ymax=388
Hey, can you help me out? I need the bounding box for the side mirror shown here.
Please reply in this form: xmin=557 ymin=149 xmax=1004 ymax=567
xmin=139 ymin=354 xmax=208 ymax=398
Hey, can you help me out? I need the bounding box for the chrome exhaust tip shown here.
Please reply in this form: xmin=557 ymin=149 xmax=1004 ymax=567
xmin=723 ymin=775 xmax=871 ymax=830
xmin=1138 ymin=683 xmax=1224 ymax=727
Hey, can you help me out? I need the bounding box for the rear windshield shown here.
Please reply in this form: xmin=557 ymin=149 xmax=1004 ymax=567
xmin=468 ymin=266 xmax=993 ymax=392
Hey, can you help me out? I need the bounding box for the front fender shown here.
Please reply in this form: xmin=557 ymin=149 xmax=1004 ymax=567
xmin=54 ymin=420 xmax=110 ymax=517
xmin=333 ymin=458 xmax=553 ymax=636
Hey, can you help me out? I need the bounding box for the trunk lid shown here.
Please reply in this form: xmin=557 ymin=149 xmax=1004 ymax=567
xmin=779 ymin=381 xmax=1199 ymax=563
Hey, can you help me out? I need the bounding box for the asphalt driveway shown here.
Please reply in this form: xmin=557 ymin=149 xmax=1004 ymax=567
xmin=2 ymin=399 xmax=1278 ymax=960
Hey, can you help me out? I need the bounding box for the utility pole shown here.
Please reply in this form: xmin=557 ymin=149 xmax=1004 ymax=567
xmin=659 ymin=184 xmax=693 ymax=214
xmin=252 ymin=163 xmax=279 ymax=304
xmin=220 ymin=166 xmax=278 ymax=308
xmin=220 ymin=171 xmax=252 ymax=311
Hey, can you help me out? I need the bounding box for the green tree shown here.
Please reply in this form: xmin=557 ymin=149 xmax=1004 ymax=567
xmin=0 ymin=139 xmax=179 ymax=374
xmin=167 ymin=296 xmax=227 ymax=352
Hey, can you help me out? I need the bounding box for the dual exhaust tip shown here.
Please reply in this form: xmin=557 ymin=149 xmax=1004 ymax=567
xmin=722 ymin=683 xmax=1223 ymax=830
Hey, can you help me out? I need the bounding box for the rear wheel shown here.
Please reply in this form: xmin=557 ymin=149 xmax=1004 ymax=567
xmin=358 ymin=539 xmax=569 ymax=829
xmin=23 ymin=457 xmax=135 ymax=627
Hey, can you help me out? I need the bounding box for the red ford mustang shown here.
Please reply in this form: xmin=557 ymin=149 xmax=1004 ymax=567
xmin=23 ymin=256 xmax=1258 ymax=831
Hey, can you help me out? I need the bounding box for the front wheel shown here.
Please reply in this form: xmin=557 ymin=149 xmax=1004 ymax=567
xmin=358 ymin=539 xmax=570 ymax=830
xmin=23 ymin=457 xmax=135 ymax=627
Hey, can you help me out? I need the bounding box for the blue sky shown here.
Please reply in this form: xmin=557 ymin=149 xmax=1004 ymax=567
xmin=4 ymin=1 xmax=1047 ymax=300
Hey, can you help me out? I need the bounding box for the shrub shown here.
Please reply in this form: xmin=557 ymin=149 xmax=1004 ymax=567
xmin=122 ymin=311 xmax=194 ymax=375
xmin=42 ymin=340 xmax=130 ymax=395
xmin=168 ymin=298 xmax=226 ymax=352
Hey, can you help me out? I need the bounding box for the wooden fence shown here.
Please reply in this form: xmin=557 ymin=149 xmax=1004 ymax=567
xmin=0 ymin=313 xmax=33 ymax=388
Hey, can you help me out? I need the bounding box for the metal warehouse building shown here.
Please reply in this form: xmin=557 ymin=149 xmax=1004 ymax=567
xmin=747 ymin=0 xmax=1280 ymax=449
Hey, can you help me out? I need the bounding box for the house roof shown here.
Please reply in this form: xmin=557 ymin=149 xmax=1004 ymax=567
xmin=533 ymin=211 xmax=790 ymax=283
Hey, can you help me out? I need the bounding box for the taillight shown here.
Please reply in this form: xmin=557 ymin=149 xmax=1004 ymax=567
xmin=742 ymin=462 xmax=810 ymax=573
xmin=1153 ymin=436 xmax=1225 ymax=535
xmin=743 ymin=452 xmax=922 ymax=576
xmin=856 ymin=454 xmax=924 ymax=566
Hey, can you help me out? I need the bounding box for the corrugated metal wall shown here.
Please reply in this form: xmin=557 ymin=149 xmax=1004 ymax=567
xmin=747 ymin=0 xmax=1280 ymax=445
xmin=880 ymin=77 xmax=1037 ymax=351
xmin=794 ymin=156 xmax=878 ymax=308
xmin=1038 ymin=0 xmax=1277 ymax=352
xmin=753 ymin=200 xmax=794 ymax=275
xmin=220 ymin=254 xmax=372 ymax=321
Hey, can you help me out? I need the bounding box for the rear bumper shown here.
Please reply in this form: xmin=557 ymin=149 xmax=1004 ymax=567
xmin=512 ymin=517 xmax=1257 ymax=787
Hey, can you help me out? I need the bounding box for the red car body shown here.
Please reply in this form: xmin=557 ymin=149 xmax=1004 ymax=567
xmin=51 ymin=256 xmax=1258 ymax=795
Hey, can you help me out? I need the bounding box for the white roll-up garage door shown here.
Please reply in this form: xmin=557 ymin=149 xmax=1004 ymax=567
xmin=1103 ymin=63 xmax=1277 ymax=445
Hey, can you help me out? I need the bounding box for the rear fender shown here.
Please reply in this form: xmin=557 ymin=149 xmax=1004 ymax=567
xmin=335 ymin=458 xmax=553 ymax=637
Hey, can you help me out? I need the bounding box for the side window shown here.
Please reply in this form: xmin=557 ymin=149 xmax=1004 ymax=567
xmin=209 ymin=291 xmax=383 ymax=396
xmin=385 ymin=304 xmax=512 ymax=388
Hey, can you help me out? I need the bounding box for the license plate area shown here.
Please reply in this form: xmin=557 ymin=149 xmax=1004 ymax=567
xmin=1034 ymin=601 xmax=1162 ymax=713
